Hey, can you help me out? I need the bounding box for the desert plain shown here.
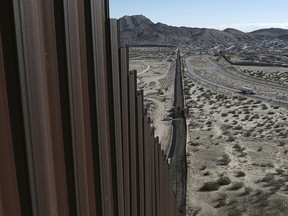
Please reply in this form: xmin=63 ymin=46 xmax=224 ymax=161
xmin=129 ymin=46 xmax=288 ymax=216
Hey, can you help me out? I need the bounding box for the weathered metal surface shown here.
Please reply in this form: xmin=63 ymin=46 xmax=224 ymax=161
xmin=110 ymin=19 xmax=125 ymax=216
xmin=120 ymin=47 xmax=131 ymax=216
xmin=2 ymin=0 xmax=181 ymax=214
xmin=0 ymin=35 xmax=22 ymax=216
xmin=90 ymin=0 xmax=115 ymax=215
xmin=128 ymin=70 xmax=139 ymax=215
xmin=12 ymin=0 xmax=70 ymax=214
xmin=137 ymin=91 xmax=145 ymax=216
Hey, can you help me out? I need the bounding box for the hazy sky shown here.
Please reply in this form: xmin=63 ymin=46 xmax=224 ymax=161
xmin=109 ymin=0 xmax=288 ymax=32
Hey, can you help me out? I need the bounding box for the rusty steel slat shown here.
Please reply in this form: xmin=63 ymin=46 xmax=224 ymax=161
xmin=1 ymin=0 xmax=33 ymax=214
xmin=150 ymin=121 xmax=155 ymax=216
xmin=149 ymin=126 xmax=156 ymax=216
xmin=0 ymin=35 xmax=21 ymax=216
xmin=128 ymin=70 xmax=139 ymax=215
xmin=154 ymin=139 xmax=160 ymax=216
xmin=143 ymin=115 xmax=152 ymax=216
xmin=76 ymin=0 xmax=99 ymax=214
xmin=63 ymin=0 xmax=97 ymax=214
xmin=110 ymin=19 xmax=125 ymax=216
xmin=120 ymin=47 xmax=131 ymax=216
xmin=160 ymin=151 xmax=166 ymax=216
xmin=158 ymin=145 xmax=163 ymax=216
xmin=137 ymin=90 xmax=145 ymax=216
xmin=40 ymin=0 xmax=71 ymax=214
xmin=164 ymin=154 xmax=169 ymax=216
xmin=164 ymin=153 xmax=169 ymax=216
xmin=90 ymin=0 xmax=115 ymax=214
xmin=12 ymin=0 xmax=70 ymax=214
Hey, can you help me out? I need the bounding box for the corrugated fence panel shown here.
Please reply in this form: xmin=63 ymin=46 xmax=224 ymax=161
xmin=0 ymin=0 xmax=183 ymax=215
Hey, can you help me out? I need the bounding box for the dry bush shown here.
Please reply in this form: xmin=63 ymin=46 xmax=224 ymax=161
xmin=227 ymin=135 xmax=235 ymax=142
xmin=217 ymin=176 xmax=231 ymax=186
xmin=221 ymin=112 xmax=228 ymax=117
xmin=215 ymin=193 xmax=227 ymax=208
xmin=200 ymin=181 xmax=220 ymax=191
xmin=219 ymin=154 xmax=231 ymax=165
xmin=235 ymin=171 xmax=246 ymax=177
xmin=229 ymin=181 xmax=244 ymax=190
xmin=233 ymin=125 xmax=243 ymax=130
xmin=241 ymin=187 xmax=252 ymax=196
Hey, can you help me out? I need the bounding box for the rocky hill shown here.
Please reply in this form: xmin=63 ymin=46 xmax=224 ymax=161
xmin=119 ymin=15 xmax=288 ymax=45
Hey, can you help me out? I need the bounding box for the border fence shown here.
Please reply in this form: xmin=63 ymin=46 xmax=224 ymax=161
xmin=1 ymin=0 xmax=181 ymax=215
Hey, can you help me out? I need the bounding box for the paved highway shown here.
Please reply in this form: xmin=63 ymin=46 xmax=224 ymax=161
xmin=204 ymin=56 xmax=288 ymax=92
xmin=185 ymin=58 xmax=288 ymax=106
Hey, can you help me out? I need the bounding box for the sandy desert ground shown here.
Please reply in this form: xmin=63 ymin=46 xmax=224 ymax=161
xmin=184 ymin=55 xmax=288 ymax=216
xmin=129 ymin=47 xmax=177 ymax=151
xmin=130 ymin=47 xmax=288 ymax=215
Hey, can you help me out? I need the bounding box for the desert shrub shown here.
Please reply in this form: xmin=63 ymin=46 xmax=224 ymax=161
xmin=203 ymin=171 xmax=210 ymax=176
xmin=221 ymin=112 xmax=228 ymax=117
xmin=238 ymin=152 xmax=247 ymax=157
xmin=217 ymin=176 xmax=231 ymax=186
xmin=228 ymin=198 xmax=238 ymax=206
xmin=276 ymin=168 xmax=285 ymax=175
xmin=254 ymin=189 xmax=264 ymax=196
xmin=243 ymin=130 xmax=252 ymax=137
xmin=235 ymin=171 xmax=246 ymax=177
xmin=215 ymin=193 xmax=227 ymax=208
xmin=219 ymin=154 xmax=231 ymax=165
xmin=233 ymin=144 xmax=245 ymax=152
xmin=200 ymin=181 xmax=220 ymax=191
xmin=227 ymin=135 xmax=235 ymax=142
xmin=241 ymin=187 xmax=252 ymax=196
xmin=278 ymin=141 xmax=286 ymax=146
xmin=233 ymin=125 xmax=243 ymax=130
xmin=262 ymin=105 xmax=268 ymax=110
xmin=273 ymin=106 xmax=280 ymax=109
xmin=252 ymin=114 xmax=260 ymax=119
xmin=261 ymin=173 xmax=274 ymax=184
xmin=229 ymin=181 xmax=244 ymax=190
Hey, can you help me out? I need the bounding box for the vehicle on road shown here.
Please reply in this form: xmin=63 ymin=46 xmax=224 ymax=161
xmin=240 ymin=87 xmax=256 ymax=95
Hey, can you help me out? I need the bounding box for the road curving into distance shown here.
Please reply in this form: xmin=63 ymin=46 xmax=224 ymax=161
xmin=204 ymin=56 xmax=288 ymax=92
xmin=185 ymin=57 xmax=288 ymax=106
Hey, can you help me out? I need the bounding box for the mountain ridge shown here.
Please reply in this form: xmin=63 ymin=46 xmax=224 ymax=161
xmin=119 ymin=15 xmax=288 ymax=45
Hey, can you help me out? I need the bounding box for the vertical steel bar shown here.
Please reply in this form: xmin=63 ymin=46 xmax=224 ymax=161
xmin=0 ymin=35 xmax=21 ymax=216
xmin=149 ymin=124 xmax=156 ymax=216
xmin=110 ymin=19 xmax=125 ymax=216
xmin=63 ymin=0 xmax=97 ymax=214
xmin=90 ymin=0 xmax=115 ymax=214
xmin=1 ymin=0 xmax=32 ymax=214
xmin=137 ymin=90 xmax=145 ymax=216
xmin=12 ymin=0 xmax=69 ymax=214
xmin=77 ymin=0 xmax=99 ymax=214
xmin=154 ymin=139 xmax=160 ymax=216
xmin=120 ymin=47 xmax=131 ymax=216
xmin=128 ymin=70 xmax=138 ymax=215
xmin=144 ymin=115 xmax=152 ymax=216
